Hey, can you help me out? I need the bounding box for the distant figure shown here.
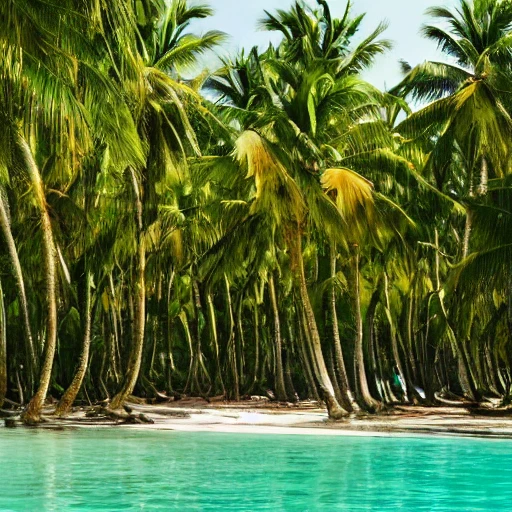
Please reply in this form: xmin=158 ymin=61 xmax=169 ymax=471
xmin=393 ymin=366 xmax=406 ymax=392
xmin=392 ymin=366 xmax=426 ymax=400
xmin=392 ymin=366 xmax=407 ymax=401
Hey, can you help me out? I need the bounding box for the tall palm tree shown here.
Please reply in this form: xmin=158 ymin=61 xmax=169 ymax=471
xmin=394 ymin=0 xmax=512 ymax=239
xmin=393 ymin=0 xmax=512 ymax=400
xmin=1 ymin=0 xmax=145 ymax=422
xmin=109 ymin=0 xmax=225 ymax=409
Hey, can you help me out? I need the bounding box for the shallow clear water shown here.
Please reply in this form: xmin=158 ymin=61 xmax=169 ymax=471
xmin=1 ymin=428 xmax=511 ymax=511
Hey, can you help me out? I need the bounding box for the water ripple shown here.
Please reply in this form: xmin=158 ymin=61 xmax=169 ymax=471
xmin=1 ymin=429 xmax=512 ymax=511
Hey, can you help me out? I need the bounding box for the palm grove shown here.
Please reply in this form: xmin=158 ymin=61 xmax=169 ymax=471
xmin=0 ymin=0 xmax=511 ymax=423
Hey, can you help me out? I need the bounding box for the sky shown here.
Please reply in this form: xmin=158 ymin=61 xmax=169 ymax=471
xmin=193 ymin=0 xmax=457 ymax=90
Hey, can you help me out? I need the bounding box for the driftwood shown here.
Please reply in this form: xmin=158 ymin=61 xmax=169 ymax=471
xmin=85 ymin=406 xmax=154 ymax=424
xmin=141 ymin=377 xmax=173 ymax=403
xmin=208 ymin=395 xmax=226 ymax=403
xmin=154 ymin=390 xmax=171 ymax=402
xmin=434 ymin=392 xmax=479 ymax=408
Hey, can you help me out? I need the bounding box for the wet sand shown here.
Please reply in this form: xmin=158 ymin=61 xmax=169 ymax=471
xmin=19 ymin=399 xmax=512 ymax=439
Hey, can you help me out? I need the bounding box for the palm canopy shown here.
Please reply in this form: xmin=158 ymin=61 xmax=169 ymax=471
xmin=392 ymin=0 xmax=512 ymax=103
xmin=203 ymin=46 xmax=275 ymax=130
xmin=397 ymin=77 xmax=512 ymax=192
xmin=136 ymin=0 xmax=225 ymax=71
xmin=393 ymin=0 xmax=512 ymax=194
xmin=455 ymin=185 xmax=512 ymax=292
xmin=259 ymin=0 xmax=391 ymax=76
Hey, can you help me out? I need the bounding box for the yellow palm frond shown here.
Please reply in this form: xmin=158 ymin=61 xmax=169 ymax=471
xmin=321 ymin=167 xmax=377 ymax=244
xmin=321 ymin=167 xmax=374 ymax=218
xmin=234 ymin=130 xmax=305 ymax=225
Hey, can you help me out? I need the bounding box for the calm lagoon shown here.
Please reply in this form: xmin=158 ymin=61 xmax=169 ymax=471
xmin=1 ymin=428 xmax=511 ymax=511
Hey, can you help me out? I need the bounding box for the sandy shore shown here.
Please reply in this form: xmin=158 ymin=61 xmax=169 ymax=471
xmin=16 ymin=399 xmax=512 ymax=439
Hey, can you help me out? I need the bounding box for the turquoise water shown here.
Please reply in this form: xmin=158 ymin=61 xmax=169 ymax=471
xmin=0 ymin=428 xmax=511 ymax=511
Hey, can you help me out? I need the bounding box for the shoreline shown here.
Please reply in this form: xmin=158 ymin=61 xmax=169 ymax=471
xmin=4 ymin=400 xmax=512 ymax=439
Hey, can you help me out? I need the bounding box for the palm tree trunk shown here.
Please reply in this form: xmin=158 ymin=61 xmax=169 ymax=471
xmin=206 ymin=290 xmax=225 ymax=396
xmin=384 ymin=273 xmax=409 ymax=401
xmin=0 ymin=280 xmax=7 ymax=407
xmin=327 ymin=348 xmax=343 ymax=403
xmin=477 ymin=156 xmax=488 ymax=197
xmin=20 ymin=134 xmax=58 ymax=424
xmin=296 ymin=305 xmax=320 ymax=401
xmin=225 ymin=275 xmax=239 ymax=400
xmin=284 ymin=343 xmax=296 ymax=400
xmin=366 ymin=288 xmax=384 ymax=401
xmin=236 ymin=292 xmax=245 ymax=392
xmin=108 ymin=274 xmax=120 ymax=384
xmin=249 ymin=285 xmax=260 ymax=393
xmin=268 ymin=274 xmax=287 ymax=401
xmin=293 ymin=230 xmax=348 ymax=419
xmin=462 ymin=209 xmax=473 ymax=259
xmin=192 ymin=280 xmax=209 ymax=393
xmin=457 ymin=159 xmax=490 ymax=399
xmin=0 ymin=188 xmax=36 ymax=387
xmin=181 ymin=311 xmax=195 ymax=394
xmin=166 ymin=269 xmax=176 ymax=391
xmin=330 ymin=245 xmax=359 ymax=412
xmin=352 ymin=245 xmax=381 ymax=412
xmin=55 ymin=271 xmax=93 ymax=416
xmin=110 ymin=169 xmax=145 ymax=409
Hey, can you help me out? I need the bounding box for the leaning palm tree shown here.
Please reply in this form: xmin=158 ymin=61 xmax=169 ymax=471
xmin=1 ymin=0 xmax=145 ymax=422
xmin=233 ymin=130 xmax=349 ymax=418
xmin=321 ymin=168 xmax=383 ymax=411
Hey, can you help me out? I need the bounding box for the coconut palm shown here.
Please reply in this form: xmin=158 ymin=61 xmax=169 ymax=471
xmin=394 ymin=0 xmax=512 ymax=235
xmin=109 ymin=0 xmax=225 ymax=409
xmin=391 ymin=0 xmax=512 ymax=400
xmin=0 ymin=0 xmax=145 ymax=422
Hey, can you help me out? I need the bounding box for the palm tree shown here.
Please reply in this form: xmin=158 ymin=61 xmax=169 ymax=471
xmin=233 ymin=130 xmax=349 ymax=418
xmin=394 ymin=0 xmax=512 ymax=249
xmin=393 ymin=0 xmax=512 ymax=400
xmin=321 ymin=168 xmax=383 ymax=411
xmin=0 ymin=280 xmax=6 ymax=407
xmin=0 ymin=183 xmax=36 ymax=387
xmin=1 ymin=0 xmax=145 ymax=422
xmin=110 ymin=0 xmax=225 ymax=409
xmin=199 ymin=0 xmax=401 ymax=415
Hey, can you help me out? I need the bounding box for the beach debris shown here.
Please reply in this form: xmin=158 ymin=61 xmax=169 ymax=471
xmin=4 ymin=417 xmax=18 ymax=428
xmin=85 ymin=406 xmax=154 ymax=424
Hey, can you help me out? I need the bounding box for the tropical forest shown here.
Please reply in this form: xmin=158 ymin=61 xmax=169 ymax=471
xmin=1 ymin=0 xmax=512 ymax=430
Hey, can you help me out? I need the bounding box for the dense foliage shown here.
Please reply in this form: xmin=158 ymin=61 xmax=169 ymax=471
xmin=1 ymin=0 xmax=511 ymax=422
